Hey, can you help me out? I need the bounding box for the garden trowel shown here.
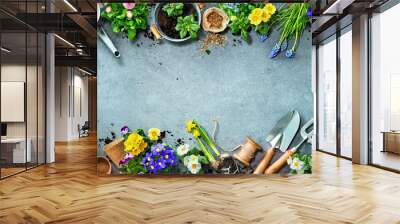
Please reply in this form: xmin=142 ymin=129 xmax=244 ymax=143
xmin=253 ymin=111 xmax=300 ymax=174
xmin=265 ymin=118 xmax=313 ymax=174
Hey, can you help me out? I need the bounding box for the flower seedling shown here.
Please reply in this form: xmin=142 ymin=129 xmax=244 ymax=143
xmin=162 ymin=3 xmax=184 ymax=17
xmin=175 ymin=15 xmax=200 ymax=39
xmin=101 ymin=3 xmax=148 ymax=41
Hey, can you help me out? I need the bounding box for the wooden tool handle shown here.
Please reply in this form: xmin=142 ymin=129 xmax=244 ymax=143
xmin=265 ymin=149 xmax=295 ymax=174
xmin=150 ymin=24 xmax=161 ymax=40
xmin=253 ymin=147 xmax=275 ymax=174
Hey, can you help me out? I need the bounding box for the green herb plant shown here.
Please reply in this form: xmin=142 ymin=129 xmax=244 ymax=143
xmin=218 ymin=3 xmax=262 ymax=42
xmin=175 ymin=15 xmax=200 ymax=39
xmin=101 ymin=3 xmax=148 ymax=41
xmin=162 ymin=3 xmax=184 ymax=17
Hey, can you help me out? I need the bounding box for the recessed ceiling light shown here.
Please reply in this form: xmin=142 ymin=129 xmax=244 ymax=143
xmin=54 ymin=34 xmax=75 ymax=48
xmin=78 ymin=67 xmax=93 ymax=76
xmin=1 ymin=47 xmax=11 ymax=53
xmin=63 ymin=0 xmax=78 ymax=12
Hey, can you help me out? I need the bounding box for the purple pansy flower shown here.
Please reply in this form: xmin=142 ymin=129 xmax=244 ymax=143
xmin=120 ymin=125 xmax=129 ymax=135
xmin=119 ymin=153 xmax=134 ymax=165
xmin=122 ymin=3 xmax=136 ymax=10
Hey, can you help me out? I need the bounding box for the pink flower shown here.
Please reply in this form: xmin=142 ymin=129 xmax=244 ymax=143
xmin=123 ymin=3 xmax=136 ymax=10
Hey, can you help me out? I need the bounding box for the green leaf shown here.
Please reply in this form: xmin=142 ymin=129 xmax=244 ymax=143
xmin=198 ymin=156 xmax=209 ymax=164
xmin=127 ymin=29 xmax=136 ymax=40
xmin=112 ymin=24 xmax=121 ymax=33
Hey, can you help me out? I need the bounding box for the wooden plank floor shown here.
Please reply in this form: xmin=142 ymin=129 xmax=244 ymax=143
xmin=1 ymin=135 xmax=399 ymax=224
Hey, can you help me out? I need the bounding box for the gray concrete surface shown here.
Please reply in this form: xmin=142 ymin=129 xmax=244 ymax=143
xmin=97 ymin=6 xmax=312 ymax=160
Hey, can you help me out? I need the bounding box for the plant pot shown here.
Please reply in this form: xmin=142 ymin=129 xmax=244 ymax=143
xmin=202 ymin=7 xmax=229 ymax=33
xmin=233 ymin=137 xmax=262 ymax=167
xmin=153 ymin=3 xmax=201 ymax=42
xmin=97 ymin=156 xmax=112 ymax=175
xmin=103 ymin=138 xmax=125 ymax=167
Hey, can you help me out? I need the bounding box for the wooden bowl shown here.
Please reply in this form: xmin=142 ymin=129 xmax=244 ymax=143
xmin=202 ymin=7 xmax=229 ymax=33
xmin=97 ymin=156 xmax=112 ymax=175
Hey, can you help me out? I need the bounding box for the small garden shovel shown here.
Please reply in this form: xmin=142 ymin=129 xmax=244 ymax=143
xmin=253 ymin=111 xmax=300 ymax=174
xmin=265 ymin=119 xmax=314 ymax=174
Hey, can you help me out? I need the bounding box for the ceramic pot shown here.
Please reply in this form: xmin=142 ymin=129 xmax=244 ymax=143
xmin=233 ymin=137 xmax=262 ymax=167
xmin=153 ymin=3 xmax=201 ymax=42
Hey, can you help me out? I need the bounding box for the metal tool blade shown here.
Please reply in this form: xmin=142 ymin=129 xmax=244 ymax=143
xmin=265 ymin=111 xmax=295 ymax=148
xmin=278 ymin=111 xmax=300 ymax=152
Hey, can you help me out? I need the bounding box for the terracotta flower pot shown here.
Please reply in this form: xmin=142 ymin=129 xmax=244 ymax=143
xmin=97 ymin=156 xmax=112 ymax=175
xmin=233 ymin=137 xmax=262 ymax=167
xmin=103 ymin=138 xmax=125 ymax=167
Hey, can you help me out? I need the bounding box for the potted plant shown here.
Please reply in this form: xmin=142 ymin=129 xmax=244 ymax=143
xmin=153 ymin=3 xmax=201 ymax=42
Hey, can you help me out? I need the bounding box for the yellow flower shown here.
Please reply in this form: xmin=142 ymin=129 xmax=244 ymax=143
xmin=264 ymin=3 xmax=276 ymax=15
xmin=186 ymin=120 xmax=196 ymax=132
xmin=248 ymin=8 xmax=263 ymax=26
xmin=192 ymin=129 xmax=200 ymax=138
xmin=148 ymin=128 xmax=161 ymax=141
xmin=261 ymin=10 xmax=271 ymax=23
xmin=124 ymin=132 xmax=148 ymax=156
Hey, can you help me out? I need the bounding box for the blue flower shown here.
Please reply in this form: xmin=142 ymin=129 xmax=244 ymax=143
xmin=285 ymin=49 xmax=296 ymax=58
xmin=307 ymin=8 xmax=312 ymax=18
xmin=142 ymin=144 xmax=177 ymax=174
xmin=259 ymin=34 xmax=269 ymax=42
xmin=151 ymin=143 xmax=164 ymax=156
xmin=270 ymin=43 xmax=281 ymax=58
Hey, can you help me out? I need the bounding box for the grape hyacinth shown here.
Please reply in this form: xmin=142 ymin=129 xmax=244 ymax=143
xmin=285 ymin=49 xmax=295 ymax=58
xmin=269 ymin=43 xmax=281 ymax=58
xmin=141 ymin=143 xmax=177 ymax=174
xmin=259 ymin=34 xmax=269 ymax=42
xmin=307 ymin=8 xmax=312 ymax=17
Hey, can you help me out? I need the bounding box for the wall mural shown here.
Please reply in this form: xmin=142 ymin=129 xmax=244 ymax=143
xmin=97 ymin=2 xmax=313 ymax=176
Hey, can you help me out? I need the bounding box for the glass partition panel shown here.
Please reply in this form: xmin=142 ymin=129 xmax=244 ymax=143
xmin=27 ymin=31 xmax=38 ymax=169
xmin=339 ymin=28 xmax=352 ymax=158
xmin=371 ymin=4 xmax=400 ymax=171
xmin=1 ymin=30 xmax=27 ymax=177
xmin=317 ymin=36 xmax=337 ymax=154
xmin=38 ymin=32 xmax=45 ymax=165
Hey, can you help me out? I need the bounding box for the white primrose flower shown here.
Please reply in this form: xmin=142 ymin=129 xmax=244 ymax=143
xmin=184 ymin=154 xmax=198 ymax=166
xmin=105 ymin=6 xmax=112 ymax=13
xmin=187 ymin=160 xmax=202 ymax=174
xmin=290 ymin=157 xmax=304 ymax=172
xmin=177 ymin=144 xmax=190 ymax=157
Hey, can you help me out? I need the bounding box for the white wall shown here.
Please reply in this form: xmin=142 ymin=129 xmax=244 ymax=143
xmin=54 ymin=67 xmax=89 ymax=141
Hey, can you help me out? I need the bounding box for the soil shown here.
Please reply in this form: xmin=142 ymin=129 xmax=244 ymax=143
xmin=207 ymin=11 xmax=223 ymax=29
xmin=157 ymin=3 xmax=198 ymax=40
